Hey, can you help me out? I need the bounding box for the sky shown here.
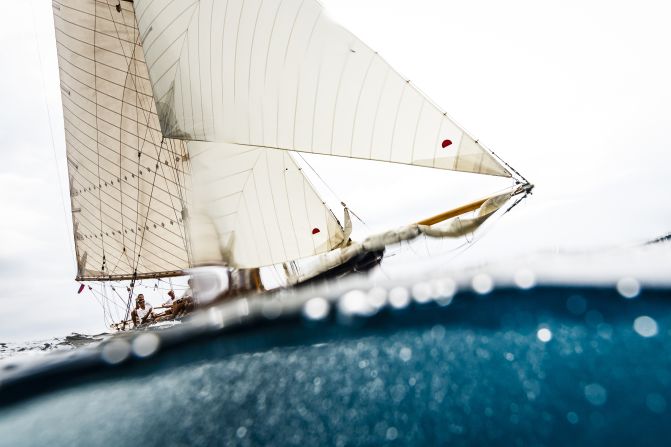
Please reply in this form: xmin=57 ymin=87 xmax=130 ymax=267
xmin=1 ymin=0 xmax=670 ymax=342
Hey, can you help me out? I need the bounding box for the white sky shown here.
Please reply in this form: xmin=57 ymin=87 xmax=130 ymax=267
xmin=1 ymin=0 xmax=670 ymax=342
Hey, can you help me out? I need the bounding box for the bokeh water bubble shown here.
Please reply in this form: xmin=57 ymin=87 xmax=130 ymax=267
xmin=303 ymin=297 xmax=330 ymax=321
xmin=472 ymin=273 xmax=494 ymax=295
xmin=616 ymin=277 xmax=640 ymax=299
xmin=633 ymin=316 xmax=658 ymax=337
xmin=132 ymin=333 xmax=160 ymax=358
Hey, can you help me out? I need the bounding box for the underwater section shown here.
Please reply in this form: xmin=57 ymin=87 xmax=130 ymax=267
xmin=0 ymin=284 xmax=670 ymax=446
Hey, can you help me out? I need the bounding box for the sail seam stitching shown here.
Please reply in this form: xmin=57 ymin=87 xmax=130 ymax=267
xmin=247 ymin=0 xmax=265 ymax=143
xmin=291 ymin=10 xmax=321 ymax=150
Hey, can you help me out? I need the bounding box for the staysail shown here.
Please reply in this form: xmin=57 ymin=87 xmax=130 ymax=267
xmin=133 ymin=0 xmax=512 ymax=178
xmin=188 ymin=142 xmax=347 ymax=268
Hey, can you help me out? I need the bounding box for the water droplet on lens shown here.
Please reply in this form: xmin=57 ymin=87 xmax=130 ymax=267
xmin=435 ymin=295 xmax=453 ymax=306
xmin=338 ymin=290 xmax=375 ymax=317
xmin=367 ymin=287 xmax=387 ymax=309
xmin=101 ymin=339 xmax=131 ymax=364
xmin=537 ymin=327 xmax=552 ymax=343
xmin=616 ymin=277 xmax=640 ymax=299
xmin=430 ymin=325 xmax=446 ymax=340
xmin=633 ymin=315 xmax=658 ymax=337
xmin=389 ymin=287 xmax=410 ymax=309
xmin=132 ymin=333 xmax=160 ymax=358
xmin=261 ymin=301 xmax=282 ymax=319
xmin=566 ymin=411 xmax=579 ymax=424
xmin=646 ymin=393 xmax=666 ymax=414
xmin=432 ymin=277 xmax=456 ymax=301
xmin=411 ymin=282 xmax=432 ymax=303
xmin=303 ymin=297 xmax=330 ymax=321
xmin=472 ymin=273 xmax=494 ymax=295
xmin=514 ymin=268 xmax=536 ymax=289
xmin=584 ymin=383 xmax=607 ymax=406
xmin=236 ymin=426 xmax=248 ymax=438
xmin=207 ymin=307 xmax=224 ymax=329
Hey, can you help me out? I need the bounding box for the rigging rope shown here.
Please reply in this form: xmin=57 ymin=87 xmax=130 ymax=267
xmin=87 ymin=285 xmax=109 ymax=327
xmin=439 ymin=191 xmax=530 ymax=266
xmin=86 ymin=283 xmax=128 ymax=327
xmin=122 ymin=279 xmax=138 ymax=330
xmin=294 ymin=152 xmax=368 ymax=226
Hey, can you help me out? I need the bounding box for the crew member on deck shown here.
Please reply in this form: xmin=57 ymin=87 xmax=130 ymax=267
xmin=170 ymin=280 xmax=196 ymax=317
xmin=161 ymin=289 xmax=177 ymax=308
xmin=131 ymin=294 xmax=154 ymax=327
xmin=154 ymin=283 xmax=196 ymax=321
xmin=154 ymin=289 xmax=178 ymax=320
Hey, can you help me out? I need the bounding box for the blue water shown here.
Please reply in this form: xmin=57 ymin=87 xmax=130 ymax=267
xmin=0 ymin=285 xmax=670 ymax=446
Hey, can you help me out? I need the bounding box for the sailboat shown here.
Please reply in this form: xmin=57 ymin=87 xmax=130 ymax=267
xmin=52 ymin=0 xmax=532 ymax=326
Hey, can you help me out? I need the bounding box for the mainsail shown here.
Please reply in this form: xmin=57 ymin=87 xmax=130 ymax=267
xmin=54 ymin=0 xmax=191 ymax=280
xmin=53 ymin=0 xmax=529 ymax=286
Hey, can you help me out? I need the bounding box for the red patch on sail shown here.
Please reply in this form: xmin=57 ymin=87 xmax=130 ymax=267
xmin=441 ymin=139 xmax=453 ymax=148
xmin=77 ymin=284 xmax=85 ymax=294
xmin=312 ymin=228 xmax=321 ymax=235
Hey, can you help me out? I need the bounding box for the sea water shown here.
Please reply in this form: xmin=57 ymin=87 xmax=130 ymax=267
xmin=1 ymin=244 xmax=670 ymax=446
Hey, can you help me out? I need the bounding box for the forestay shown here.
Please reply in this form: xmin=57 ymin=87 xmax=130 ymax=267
xmin=134 ymin=0 xmax=512 ymax=178
xmin=54 ymin=0 xmax=191 ymax=280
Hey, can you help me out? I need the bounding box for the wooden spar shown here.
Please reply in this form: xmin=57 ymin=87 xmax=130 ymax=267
xmin=416 ymin=197 xmax=490 ymax=226
xmin=76 ymin=269 xmax=186 ymax=282
xmin=416 ymin=183 xmax=533 ymax=226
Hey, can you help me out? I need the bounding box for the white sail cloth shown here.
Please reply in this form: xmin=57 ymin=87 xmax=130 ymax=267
xmin=53 ymin=0 xmax=355 ymax=276
xmin=54 ymin=0 xmax=191 ymax=280
xmin=286 ymin=192 xmax=512 ymax=285
xmin=54 ymin=0 xmax=521 ymax=283
xmin=134 ymin=0 xmax=511 ymax=178
xmin=188 ymin=142 xmax=347 ymax=268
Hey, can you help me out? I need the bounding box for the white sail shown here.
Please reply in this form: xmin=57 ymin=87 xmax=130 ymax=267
xmin=287 ymin=192 xmax=514 ymax=285
xmin=54 ymin=0 xmax=351 ymax=276
xmin=134 ymin=0 xmax=511 ymax=178
xmin=188 ymin=142 xmax=347 ymax=268
xmin=54 ymin=0 xmax=191 ymax=280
